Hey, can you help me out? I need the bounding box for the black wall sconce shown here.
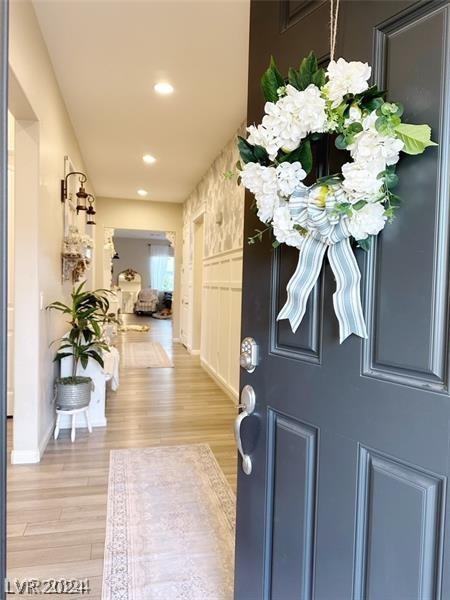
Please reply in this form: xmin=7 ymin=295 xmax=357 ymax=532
xmin=60 ymin=171 xmax=89 ymax=211
xmin=86 ymin=194 xmax=96 ymax=225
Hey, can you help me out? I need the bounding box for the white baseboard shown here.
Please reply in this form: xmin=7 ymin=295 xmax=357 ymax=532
xmin=10 ymin=449 xmax=41 ymax=464
xmin=200 ymin=358 xmax=238 ymax=404
xmin=11 ymin=416 xmax=55 ymax=465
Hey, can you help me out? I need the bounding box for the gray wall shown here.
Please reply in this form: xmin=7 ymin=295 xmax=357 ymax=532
xmin=112 ymin=237 xmax=172 ymax=289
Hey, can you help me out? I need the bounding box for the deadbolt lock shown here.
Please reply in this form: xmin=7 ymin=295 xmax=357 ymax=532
xmin=240 ymin=337 xmax=259 ymax=373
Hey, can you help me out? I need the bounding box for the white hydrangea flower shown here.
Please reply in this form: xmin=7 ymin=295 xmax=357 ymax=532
xmin=276 ymin=162 xmax=307 ymax=197
xmin=246 ymin=84 xmax=327 ymax=160
xmin=280 ymin=84 xmax=328 ymax=139
xmin=240 ymin=162 xmax=279 ymax=223
xmin=324 ymin=58 xmax=371 ymax=107
xmin=348 ymin=202 xmax=387 ymax=240
xmin=341 ymin=160 xmax=385 ymax=196
xmin=246 ymin=124 xmax=280 ymax=162
xmin=272 ymin=203 xmax=304 ymax=248
xmin=348 ymin=129 xmax=404 ymax=166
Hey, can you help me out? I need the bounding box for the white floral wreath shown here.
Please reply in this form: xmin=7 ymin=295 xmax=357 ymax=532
xmin=238 ymin=54 xmax=436 ymax=342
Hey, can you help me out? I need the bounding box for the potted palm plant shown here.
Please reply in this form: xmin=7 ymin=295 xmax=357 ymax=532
xmin=47 ymin=282 xmax=117 ymax=411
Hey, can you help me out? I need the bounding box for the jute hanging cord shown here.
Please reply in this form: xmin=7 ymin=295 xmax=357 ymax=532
xmin=329 ymin=0 xmax=340 ymax=61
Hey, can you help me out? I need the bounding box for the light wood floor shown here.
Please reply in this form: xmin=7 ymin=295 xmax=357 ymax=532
xmin=6 ymin=317 xmax=237 ymax=598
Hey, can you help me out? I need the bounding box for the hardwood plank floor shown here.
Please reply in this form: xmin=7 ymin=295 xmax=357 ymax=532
xmin=6 ymin=317 xmax=237 ymax=598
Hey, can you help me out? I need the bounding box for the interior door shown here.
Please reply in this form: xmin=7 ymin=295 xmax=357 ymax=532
xmin=235 ymin=1 xmax=450 ymax=598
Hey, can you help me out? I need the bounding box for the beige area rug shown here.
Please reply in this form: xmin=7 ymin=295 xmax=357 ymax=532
xmin=121 ymin=341 xmax=173 ymax=368
xmin=119 ymin=324 xmax=150 ymax=332
xmin=101 ymin=444 xmax=236 ymax=600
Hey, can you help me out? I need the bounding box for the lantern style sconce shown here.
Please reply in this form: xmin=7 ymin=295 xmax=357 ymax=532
xmin=86 ymin=194 xmax=96 ymax=225
xmin=61 ymin=171 xmax=88 ymax=209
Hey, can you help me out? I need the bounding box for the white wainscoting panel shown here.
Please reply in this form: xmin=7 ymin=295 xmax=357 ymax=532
xmin=201 ymin=248 xmax=242 ymax=402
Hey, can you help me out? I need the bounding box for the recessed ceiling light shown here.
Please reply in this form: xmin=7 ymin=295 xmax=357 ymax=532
xmin=137 ymin=189 xmax=148 ymax=197
xmin=143 ymin=154 xmax=156 ymax=165
xmin=154 ymin=82 xmax=174 ymax=95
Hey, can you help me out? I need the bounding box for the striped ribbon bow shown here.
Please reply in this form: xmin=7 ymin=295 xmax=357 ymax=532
xmin=277 ymin=186 xmax=368 ymax=344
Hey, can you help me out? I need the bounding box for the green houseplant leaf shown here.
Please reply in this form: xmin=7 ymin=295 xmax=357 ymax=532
xmin=47 ymin=282 xmax=118 ymax=381
xmin=394 ymin=123 xmax=437 ymax=155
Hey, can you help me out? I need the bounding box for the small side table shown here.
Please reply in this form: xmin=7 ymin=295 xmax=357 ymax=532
xmin=54 ymin=406 xmax=92 ymax=443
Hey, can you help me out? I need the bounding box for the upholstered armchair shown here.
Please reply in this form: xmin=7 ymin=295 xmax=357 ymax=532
xmin=134 ymin=288 xmax=159 ymax=315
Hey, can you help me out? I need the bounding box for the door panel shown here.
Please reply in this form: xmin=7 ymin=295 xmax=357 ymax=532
xmin=235 ymin=1 xmax=450 ymax=598
xmin=363 ymin=3 xmax=450 ymax=392
xmin=353 ymin=447 xmax=445 ymax=599
xmin=271 ymin=246 xmax=322 ymax=364
xmin=265 ymin=411 xmax=318 ymax=600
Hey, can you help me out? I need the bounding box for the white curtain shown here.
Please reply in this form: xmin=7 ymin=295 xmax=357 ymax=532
xmin=149 ymin=244 xmax=173 ymax=291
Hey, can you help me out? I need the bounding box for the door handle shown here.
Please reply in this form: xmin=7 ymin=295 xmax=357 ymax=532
xmin=234 ymin=385 xmax=256 ymax=475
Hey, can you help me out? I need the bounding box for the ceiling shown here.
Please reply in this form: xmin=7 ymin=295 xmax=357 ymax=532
xmin=33 ymin=0 xmax=250 ymax=203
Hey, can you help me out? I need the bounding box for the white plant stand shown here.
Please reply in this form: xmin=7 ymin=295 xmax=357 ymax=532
xmin=54 ymin=406 xmax=92 ymax=443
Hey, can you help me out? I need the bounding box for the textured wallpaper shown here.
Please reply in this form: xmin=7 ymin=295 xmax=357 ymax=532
xmin=183 ymin=125 xmax=245 ymax=259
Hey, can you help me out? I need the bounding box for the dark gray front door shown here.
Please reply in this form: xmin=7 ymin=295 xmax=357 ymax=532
xmin=235 ymin=1 xmax=450 ymax=598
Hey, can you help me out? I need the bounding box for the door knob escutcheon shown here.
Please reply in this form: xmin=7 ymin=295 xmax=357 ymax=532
xmin=234 ymin=385 xmax=256 ymax=475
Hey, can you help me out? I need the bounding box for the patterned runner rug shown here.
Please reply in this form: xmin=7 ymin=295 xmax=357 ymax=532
xmin=121 ymin=341 xmax=173 ymax=369
xmin=101 ymin=445 xmax=236 ymax=600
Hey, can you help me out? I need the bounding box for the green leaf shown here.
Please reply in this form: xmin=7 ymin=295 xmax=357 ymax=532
xmin=375 ymin=116 xmax=391 ymax=136
xmin=364 ymin=96 xmax=384 ymax=112
xmin=54 ymin=352 xmax=73 ymax=362
xmin=253 ymin=144 xmax=270 ymax=164
xmin=357 ymin=237 xmax=372 ymax=251
xmin=272 ymin=240 xmax=280 ymax=249
xmin=384 ymin=170 xmax=399 ymax=189
xmin=394 ymin=123 xmax=438 ymax=155
xmin=353 ymin=200 xmax=367 ymax=211
xmin=237 ymin=136 xmax=256 ymax=164
xmin=237 ymin=136 xmax=269 ymax=165
xmin=288 ymin=67 xmax=301 ymax=90
xmin=261 ymin=56 xmax=285 ymax=102
xmin=335 ymin=134 xmax=348 ymax=150
xmin=298 ymin=52 xmax=318 ymax=90
xmin=278 ymin=140 xmax=313 ymax=173
xmin=312 ymin=68 xmax=326 ymax=88
xmin=388 ymin=193 xmax=401 ymax=207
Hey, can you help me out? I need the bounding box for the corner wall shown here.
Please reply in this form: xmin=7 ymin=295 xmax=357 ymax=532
xmin=181 ymin=127 xmax=245 ymax=401
xmin=94 ymin=198 xmax=183 ymax=339
xmin=9 ymin=0 xmax=92 ymax=463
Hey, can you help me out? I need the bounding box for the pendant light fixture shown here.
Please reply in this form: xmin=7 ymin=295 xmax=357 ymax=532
xmin=61 ymin=171 xmax=89 ymax=208
xmin=86 ymin=194 xmax=96 ymax=225
xmin=75 ymin=178 xmax=88 ymax=213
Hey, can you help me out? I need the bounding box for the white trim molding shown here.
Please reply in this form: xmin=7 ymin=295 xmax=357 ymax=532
xmin=200 ymin=247 xmax=242 ymax=403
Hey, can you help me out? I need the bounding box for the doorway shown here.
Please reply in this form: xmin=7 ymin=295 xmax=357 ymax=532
xmin=191 ymin=214 xmax=204 ymax=354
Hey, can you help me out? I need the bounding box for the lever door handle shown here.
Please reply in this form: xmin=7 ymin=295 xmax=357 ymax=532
xmin=234 ymin=385 xmax=256 ymax=475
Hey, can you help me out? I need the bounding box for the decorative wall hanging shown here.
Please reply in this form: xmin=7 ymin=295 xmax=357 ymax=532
xmin=122 ymin=268 xmax=139 ymax=282
xmin=238 ymin=51 xmax=437 ymax=343
xmin=62 ymin=226 xmax=94 ymax=283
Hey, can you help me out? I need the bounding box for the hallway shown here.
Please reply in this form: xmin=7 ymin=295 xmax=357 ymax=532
xmin=6 ymin=318 xmax=237 ymax=598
